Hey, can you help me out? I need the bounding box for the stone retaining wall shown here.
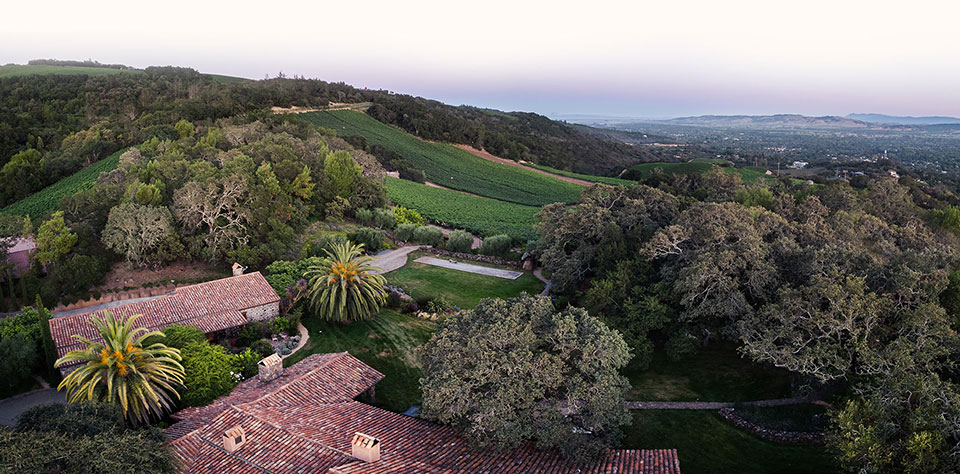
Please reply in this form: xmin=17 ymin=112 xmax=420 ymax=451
xmin=718 ymin=408 xmax=824 ymax=445
xmin=53 ymin=284 xmax=184 ymax=312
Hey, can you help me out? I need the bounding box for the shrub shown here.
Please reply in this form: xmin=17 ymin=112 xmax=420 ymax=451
xmin=0 ymin=334 xmax=38 ymax=391
xmin=159 ymin=324 xmax=206 ymax=349
xmin=236 ymin=321 xmax=270 ymax=347
xmin=350 ymin=227 xmax=385 ymax=252
xmin=394 ymin=223 xmax=418 ymax=242
xmin=179 ymin=342 xmax=241 ymax=407
xmin=355 ymin=208 xmax=374 ymax=226
xmin=269 ymin=308 xmax=301 ymax=334
xmin=424 ymin=295 xmax=452 ymax=313
xmin=234 ymin=348 xmax=261 ymax=379
xmin=250 ymin=339 xmax=275 ymax=358
xmin=305 ymin=233 xmax=349 ymax=258
xmin=393 ymin=206 xmax=424 ymax=225
xmin=446 ymin=229 xmax=474 ymax=253
xmin=387 ymin=291 xmax=405 ymax=308
xmin=402 ymin=302 xmax=419 ymax=314
xmin=373 ymin=208 xmax=396 ymax=229
xmin=265 ymin=257 xmax=321 ymax=294
xmin=413 ymin=226 xmax=444 ymax=247
xmin=480 ymin=234 xmax=512 ymax=257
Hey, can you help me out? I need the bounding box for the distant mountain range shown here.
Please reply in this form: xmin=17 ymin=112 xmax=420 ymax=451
xmin=846 ymin=113 xmax=960 ymax=125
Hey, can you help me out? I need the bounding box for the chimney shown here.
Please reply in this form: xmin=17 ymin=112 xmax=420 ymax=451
xmin=232 ymin=262 xmax=246 ymax=276
xmin=258 ymin=353 xmax=283 ymax=382
xmin=351 ymin=432 xmax=381 ymax=462
xmin=223 ymin=426 xmax=246 ymax=452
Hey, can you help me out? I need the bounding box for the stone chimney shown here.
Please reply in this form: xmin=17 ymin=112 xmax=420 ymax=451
xmin=351 ymin=432 xmax=381 ymax=463
xmin=223 ymin=425 xmax=246 ymax=452
xmin=258 ymin=353 xmax=283 ymax=382
xmin=232 ymin=262 xmax=246 ymax=276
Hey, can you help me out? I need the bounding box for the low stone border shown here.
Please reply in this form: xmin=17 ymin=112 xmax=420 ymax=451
xmin=280 ymin=321 xmax=310 ymax=361
xmin=421 ymin=247 xmax=522 ymax=268
xmin=718 ymin=408 xmax=824 ymax=445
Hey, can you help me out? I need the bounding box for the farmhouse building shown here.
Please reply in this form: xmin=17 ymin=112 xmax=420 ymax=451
xmin=2 ymin=236 xmax=36 ymax=278
xmin=49 ymin=272 xmax=279 ymax=376
xmin=166 ymin=352 xmax=682 ymax=474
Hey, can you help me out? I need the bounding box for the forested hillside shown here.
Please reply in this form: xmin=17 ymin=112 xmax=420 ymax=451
xmin=0 ymin=66 xmax=661 ymax=208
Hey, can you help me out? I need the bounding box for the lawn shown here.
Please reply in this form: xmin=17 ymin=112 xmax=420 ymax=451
xmin=384 ymin=253 xmax=544 ymax=309
xmin=624 ymin=410 xmax=838 ymax=474
xmin=385 ymin=177 xmax=541 ymax=239
xmin=286 ymin=257 xmax=544 ymax=413
xmin=284 ymin=309 xmax=435 ymax=413
xmin=1 ymin=148 xmax=125 ymax=219
xmin=300 ymin=110 xmax=584 ymax=206
xmin=624 ymin=343 xmax=794 ymax=402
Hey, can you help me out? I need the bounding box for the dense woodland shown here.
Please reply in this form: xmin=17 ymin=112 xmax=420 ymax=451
xmin=535 ymin=169 xmax=960 ymax=472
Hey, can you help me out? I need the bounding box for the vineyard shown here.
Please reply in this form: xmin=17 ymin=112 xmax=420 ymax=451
xmin=525 ymin=163 xmax=637 ymax=186
xmin=385 ymin=178 xmax=540 ymax=239
xmin=300 ymin=110 xmax=583 ymax=206
xmin=1 ymin=149 xmax=125 ymax=219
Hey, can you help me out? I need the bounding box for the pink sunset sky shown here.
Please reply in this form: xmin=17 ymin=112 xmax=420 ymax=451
xmin=3 ymin=0 xmax=958 ymax=118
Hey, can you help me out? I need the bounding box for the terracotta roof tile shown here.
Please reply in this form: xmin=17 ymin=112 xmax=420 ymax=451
xmin=50 ymin=272 xmax=279 ymax=364
xmin=167 ymin=352 xmax=680 ymax=474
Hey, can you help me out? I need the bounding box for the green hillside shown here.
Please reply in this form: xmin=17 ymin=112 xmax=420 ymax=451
xmin=0 ymin=65 xmax=142 ymax=78
xmin=385 ymin=177 xmax=539 ymax=239
xmin=2 ymin=149 xmax=125 ymax=219
xmin=526 ymin=163 xmax=636 ymax=186
xmin=629 ymin=159 xmax=774 ymax=184
xmin=300 ymin=110 xmax=583 ymax=206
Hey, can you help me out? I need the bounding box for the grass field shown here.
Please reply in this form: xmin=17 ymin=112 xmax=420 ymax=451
xmin=1 ymin=148 xmax=125 ymax=219
xmin=624 ymin=411 xmax=838 ymax=474
xmin=623 ymin=343 xmax=794 ymax=402
xmin=526 ymin=163 xmax=637 ymax=186
xmin=300 ymin=110 xmax=583 ymax=206
xmin=385 ymin=252 xmax=544 ymax=309
xmin=628 ymin=159 xmax=775 ymax=184
xmin=283 ymin=309 xmax=435 ymax=413
xmin=385 ymin=177 xmax=540 ymax=239
xmin=0 ymin=64 xmax=143 ymax=78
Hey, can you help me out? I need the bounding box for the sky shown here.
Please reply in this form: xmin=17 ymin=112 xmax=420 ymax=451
xmin=3 ymin=0 xmax=959 ymax=118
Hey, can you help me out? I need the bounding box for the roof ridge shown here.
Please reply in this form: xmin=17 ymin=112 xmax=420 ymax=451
xmin=243 ymin=352 xmax=353 ymax=406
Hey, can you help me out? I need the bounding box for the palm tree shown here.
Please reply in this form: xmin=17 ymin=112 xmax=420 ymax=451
xmin=55 ymin=312 xmax=185 ymax=425
xmin=305 ymin=241 xmax=387 ymax=322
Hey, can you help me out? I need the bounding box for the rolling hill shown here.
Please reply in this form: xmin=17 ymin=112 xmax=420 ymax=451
xmin=300 ymin=110 xmax=584 ymax=206
xmin=847 ymin=113 xmax=960 ymax=125
xmin=659 ymin=114 xmax=870 ymax=129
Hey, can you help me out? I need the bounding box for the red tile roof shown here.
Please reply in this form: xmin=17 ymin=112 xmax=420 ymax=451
xmin=167 ymin=352 xmax=681 ymax=474
xmin=50 ymin=272 xmax=279 ymax=363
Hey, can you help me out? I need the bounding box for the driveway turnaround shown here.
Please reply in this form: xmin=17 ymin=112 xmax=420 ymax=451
xmin=0 ymin=388 xmax=64 ymax=426
xmin=414 ymin=257 xmax=523 ymax=280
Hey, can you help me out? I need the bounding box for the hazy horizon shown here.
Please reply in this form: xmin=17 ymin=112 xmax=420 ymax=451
xmin=4 ymin=0 xmax=959 ymax=118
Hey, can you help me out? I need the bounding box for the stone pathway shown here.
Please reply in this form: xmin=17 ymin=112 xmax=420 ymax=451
xmin=533 ymin=268 xmax=551 ymax=296
xmin=625 ymin=396 xmax=818 ymax=410
xmin=369 ymin=245 xmax=422 ymax=274
xmin=0 ymin=388 xmax=64 ymax=426
xmin=281 ymin=320 xmax=310 ymax=361
xmin=414 ymin=257 xmax=523 ymax=280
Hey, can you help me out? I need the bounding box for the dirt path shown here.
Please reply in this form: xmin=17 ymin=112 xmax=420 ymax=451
xmin=271 ymin=102 xmax=372 ymax=114
xmin=451 ymin=144 xmax=595 ymax=187
xmin=423 ymin=181 xmax=483 ymax=198
xmin=533 ymin=268 xmax=551 ymax=296
xmin=625 ymin=396 xmax=823 ymax=410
